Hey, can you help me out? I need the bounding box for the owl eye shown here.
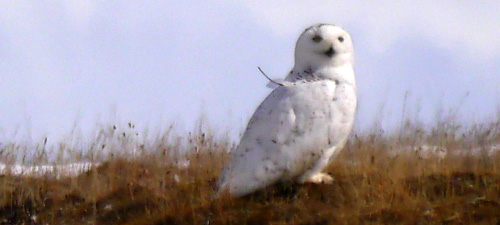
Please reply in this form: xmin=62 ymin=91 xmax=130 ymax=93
xmin=338 ymin=36 xmax=344 ymax=42
xmin=312 ymin=35 xmax=323 ymax=43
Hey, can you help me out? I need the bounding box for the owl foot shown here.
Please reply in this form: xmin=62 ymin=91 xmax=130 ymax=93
xmin=304 ymin=173 xmax=334 ymax=184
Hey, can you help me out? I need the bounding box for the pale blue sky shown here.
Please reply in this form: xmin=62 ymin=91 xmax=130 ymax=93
xmin=1 ymin=1 xmax=500 ymax=144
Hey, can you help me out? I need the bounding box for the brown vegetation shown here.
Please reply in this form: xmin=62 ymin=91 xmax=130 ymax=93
xmin=1 ymin=118 xmax=500 ymax=224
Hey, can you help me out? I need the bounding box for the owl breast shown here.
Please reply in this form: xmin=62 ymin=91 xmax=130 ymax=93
xmin=327 ymin=81 xmax=357 ymax=146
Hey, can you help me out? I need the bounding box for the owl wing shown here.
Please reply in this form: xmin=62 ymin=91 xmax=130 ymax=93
xmin=217 ymin=81 xmax=338 ymax=197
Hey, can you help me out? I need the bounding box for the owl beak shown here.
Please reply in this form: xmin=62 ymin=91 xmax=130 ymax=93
xmin=325 ymin=46 xmax=335 ymax=58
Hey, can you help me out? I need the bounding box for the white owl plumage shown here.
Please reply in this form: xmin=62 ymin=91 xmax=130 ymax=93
xmin=217 ymin=24 xmax=357 ymax=197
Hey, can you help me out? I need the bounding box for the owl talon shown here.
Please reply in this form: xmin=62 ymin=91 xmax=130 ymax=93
xmin=305 ymin=173 xmax=334 ymax=184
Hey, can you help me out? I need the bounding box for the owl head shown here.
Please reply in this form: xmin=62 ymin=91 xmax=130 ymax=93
xmin=294 ymin=24 xmax=354 ymax=70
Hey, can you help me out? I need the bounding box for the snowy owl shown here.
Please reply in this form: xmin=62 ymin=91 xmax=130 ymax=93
xmin=217 ymin=24 xmax=356 ymax=197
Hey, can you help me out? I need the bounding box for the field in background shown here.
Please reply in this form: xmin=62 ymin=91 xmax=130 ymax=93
xmin=1 ymin=116 xmax=500 ymax=224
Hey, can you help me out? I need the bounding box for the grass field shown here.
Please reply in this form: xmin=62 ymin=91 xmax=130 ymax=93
xmin=1 ymin=117 xmax=500 ymax=224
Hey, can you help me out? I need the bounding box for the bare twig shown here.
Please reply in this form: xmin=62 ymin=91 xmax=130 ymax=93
xmin=258 ymin=67 xmax=283 ymax=86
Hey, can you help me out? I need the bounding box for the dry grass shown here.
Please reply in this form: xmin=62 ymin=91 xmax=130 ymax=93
xmin=1 ymin=118 xmax=500 ymax=224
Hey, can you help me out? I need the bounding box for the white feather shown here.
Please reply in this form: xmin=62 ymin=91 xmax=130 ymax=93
xmin=266 ymin=79 xmax=286 ymax=89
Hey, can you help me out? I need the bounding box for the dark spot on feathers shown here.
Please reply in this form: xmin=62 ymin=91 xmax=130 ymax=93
xmin=334 ymin=79 xmax=340 ymax=85
xmin=272 ymin=139 xmax=277 ymax=144
xmin=318 ymin=23 xmax=333 ymax=27
xmin=304 ymin=68 xmax=313 ymax=74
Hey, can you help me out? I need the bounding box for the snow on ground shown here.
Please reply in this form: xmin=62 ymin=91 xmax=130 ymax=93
xmin=0 ymin=162 xmax=97 ymax=178
xmin=390 ymin=143 xmax=500 ymax=159
xmin=0 ymin=159 xmax=191 ymax=179
xmin=0 ymin=143 xmax=498 ymax=178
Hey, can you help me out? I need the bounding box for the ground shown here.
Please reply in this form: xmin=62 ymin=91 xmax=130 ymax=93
xmin=1 ymin=120 xmax=500 ymax=224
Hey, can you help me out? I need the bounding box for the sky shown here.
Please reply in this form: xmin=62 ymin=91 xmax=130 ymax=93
xmin=1 ymin=1 xmax=500 ymax=144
